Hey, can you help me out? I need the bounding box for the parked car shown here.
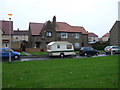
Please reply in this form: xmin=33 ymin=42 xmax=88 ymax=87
xmin=104 ymin=46 xmax=120 ymax=55
xmin=47 ymin=41 xmax=76 ymax=57
xmin=79 ymin=47 xmax=99 ymax=56
xmin=0 ymin=48 xmax=21 ymax=60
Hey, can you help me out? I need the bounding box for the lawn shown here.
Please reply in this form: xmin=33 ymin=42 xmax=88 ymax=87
xmin=2 ymin=55 xmax=119 ymax=88
xmin=21 ymin=51 xmax=79 ymax=56
xmin=29 ymin=52 xmax=48 ymax=55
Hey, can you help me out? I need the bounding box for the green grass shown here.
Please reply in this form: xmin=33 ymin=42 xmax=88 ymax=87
xmin=99 ymin=50 xmax=105 ymax=53
xmin=74 ymin=51 xmax=79 ymax=53
xmin=20 ymin=52 xmax=26 ymax=56
xmin=2 ymin=55 xmax=119 ymax=88
xmin=21 ymin=51 xmax=79 ymax=56
xmin=29 ymin=52 xmax=48 ymax=55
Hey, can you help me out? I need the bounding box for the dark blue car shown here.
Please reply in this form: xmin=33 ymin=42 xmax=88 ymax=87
xmin=79 ymin=47 xmax=99 ymax=56
xmin=0 ymin=48 xmax=21 ymax=60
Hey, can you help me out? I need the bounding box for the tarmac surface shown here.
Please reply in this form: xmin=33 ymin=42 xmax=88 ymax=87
xmin=2 ymin=53 xmax=119 ymax=62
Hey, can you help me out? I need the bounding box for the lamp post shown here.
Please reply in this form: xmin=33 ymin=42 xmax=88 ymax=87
xmin=8 ymin=14 xmax=12 ymax=62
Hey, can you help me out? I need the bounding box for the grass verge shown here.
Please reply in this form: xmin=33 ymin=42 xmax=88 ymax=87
xmin=29 ymin=52 xmax=48 ymax=55
xmin=2 ymin=55 xmax=119 ymax=88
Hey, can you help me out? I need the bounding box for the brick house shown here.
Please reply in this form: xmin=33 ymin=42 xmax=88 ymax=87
xmin=110 ymin=21 xmax=120 ymax=45
xmin=28 ymin=16 xmax=88 ymax=51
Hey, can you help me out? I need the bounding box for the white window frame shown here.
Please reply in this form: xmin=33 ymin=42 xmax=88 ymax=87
xmin=75 ymin=33 xmax=80 ymax=38
xmin=46 ymin=32 xmax=52 ymax=37
xmin=74 ymin=43 xmax=80 ymax=48
xmin=61 ymin=32 xmax=68 ymax=38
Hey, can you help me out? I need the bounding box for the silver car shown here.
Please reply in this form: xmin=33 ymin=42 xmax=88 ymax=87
xmin=104 ymin=46 xmax=120 ymax=54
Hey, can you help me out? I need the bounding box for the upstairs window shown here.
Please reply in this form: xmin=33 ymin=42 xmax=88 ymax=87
xmin=75 ymin=33 xmax=80 ymax=38
xmin=61 ymin=32 xmax=68 ymax=38
xmin=46 ymin=32 xmax=52 ymax=37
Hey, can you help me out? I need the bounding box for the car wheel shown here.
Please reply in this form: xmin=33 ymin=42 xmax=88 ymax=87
xmin=14 ymin=55 xmax=19 ymax=60
xmin=96 ymin=52 xmax=99 ymax=55
xmin=60 ymin=53 xmax=64 ymax=58
xmin=84 ymin=53 xmax=87 ymax=56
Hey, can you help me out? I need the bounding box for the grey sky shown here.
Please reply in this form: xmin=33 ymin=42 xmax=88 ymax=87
xmin=0 ymin=0 xmax=119 ymax=37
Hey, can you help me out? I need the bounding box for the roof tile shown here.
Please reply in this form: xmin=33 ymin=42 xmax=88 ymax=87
xmin=29 ymin=22 xmax=44 ymax=35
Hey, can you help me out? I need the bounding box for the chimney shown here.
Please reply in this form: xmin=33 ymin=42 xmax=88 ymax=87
xmin=52 ymin=16 xmax=56 ymax=27
xmin=17 ymin=28 xmax=19 ymax=31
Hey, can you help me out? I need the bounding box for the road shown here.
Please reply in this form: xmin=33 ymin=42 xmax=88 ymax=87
xmin=12 ymin=54 xmax=108 ymax=62
xmin=2 ymin=53 xmax=117 ymax=62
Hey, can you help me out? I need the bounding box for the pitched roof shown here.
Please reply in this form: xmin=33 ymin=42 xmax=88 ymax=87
xmin=29 ymin=21 xmax=88 ymax=35
xmin=56 ymin=22 xmax=81 ymax=33
xmin=29 ymin=22 xmax=44 ymax=35
xmin=102 ymin=33 xmax=109 ymax=37
xmin=13 ymin=30 xmax=28 ymax=35
xmin=0 ymin=20 xmax=13 ymax=35
xmin=73 ymin=26 xmax=88 ymax=34
xmin=56 ymin=22 xmax=88 ymax=34
xmin=88 ymin=32 xmax=98 ymax=37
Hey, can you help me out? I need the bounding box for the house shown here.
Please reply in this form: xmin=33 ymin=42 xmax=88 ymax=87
xmin=28 ymin=16 xmax=88 ymax=51
xmin=0 ymin=29 xmax=3 ymax=48
xmin=28 ymin=22 xmax=44 ymax=48
xmin=73 ymin=26 xmax=88 ymax=47
xmin=110 ymin=21 xmax=120 ymax=45
xmin=101 ymin=33 xmax=110 ymax=42
xmin=12 ymin=29 xmax=29 ymax=50
xmin=13 ymin=29 xmax=28 ymax=42
xmin=0 ymin=20 xmax=13 ymax=48
xmin=88 ymin=32 xmax=99 ymax=43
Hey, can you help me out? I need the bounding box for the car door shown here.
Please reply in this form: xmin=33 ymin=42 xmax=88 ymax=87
xmin=3 ymin=48 xmax=10 ymax=58
xmin=89 ymin=47 xmax=95 ymax=55
xmin=86 ymin=47 xmax=92 ymax=54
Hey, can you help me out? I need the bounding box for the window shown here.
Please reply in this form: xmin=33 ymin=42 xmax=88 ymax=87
xmin=75 ymin=33 xmax=80 ymax=38
xmin=74 ymin=43 xmax=80 ymax=48
xmin=57 ymin=45 xmax=60 ymax=48
xmin=47 ymin=45 xmax=51 ymax=50
xmin=61 ymin=32 xmax=68 ymax=38
xmin=5 ymin=44 xmax=8 ymax=48
xmin=4 ymin=48 xmax=10 ymax=52
xmin=46 ymin=32 xmax=52 ymax=37
xmin=67 ymin=44 xmax=72 ymax=49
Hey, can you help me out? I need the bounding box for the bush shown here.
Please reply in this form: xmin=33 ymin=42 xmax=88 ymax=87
xmin=93 ymin=45 xmax=108 ymax=50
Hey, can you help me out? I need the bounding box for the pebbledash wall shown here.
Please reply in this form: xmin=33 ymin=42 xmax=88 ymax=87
xmin=0 ymin=29 xmax=3 ymax=48
xmin=0 ymin=29 xmax=2 ymax=90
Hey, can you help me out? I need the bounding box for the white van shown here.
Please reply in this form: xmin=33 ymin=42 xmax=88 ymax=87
xmin=47 ymin=41 xmax=76 ymax=57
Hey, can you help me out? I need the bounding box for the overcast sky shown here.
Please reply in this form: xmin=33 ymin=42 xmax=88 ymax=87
xmin=0 ymin=0 xmax=119 ymax=37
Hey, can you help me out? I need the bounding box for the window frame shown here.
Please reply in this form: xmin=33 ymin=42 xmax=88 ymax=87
xmin=61 ymin=32 xmax=68 ymax=38
xmin=75 ymin=33 xmax=80 ymax=38
xmin=74 ymin=43 xmax=80 ymax=48
xmin=46 ymin=31 xmax=52 ymax=37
